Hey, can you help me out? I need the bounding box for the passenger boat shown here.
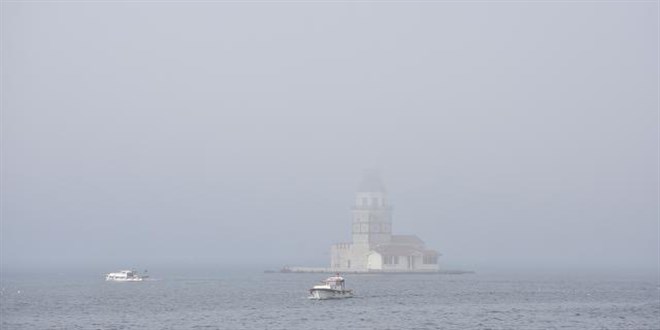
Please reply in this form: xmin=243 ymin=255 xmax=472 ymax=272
xmin=105 ymin=270 xmax=146 ymax=282
xmin=308 ymin=274 xmax=353 ymax=300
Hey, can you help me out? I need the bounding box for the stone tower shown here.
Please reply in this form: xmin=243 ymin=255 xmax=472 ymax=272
xmin=329 ymin=171 xmax=440 ymax=272
xmin=348 ymin=170 xmax=393 ymax=269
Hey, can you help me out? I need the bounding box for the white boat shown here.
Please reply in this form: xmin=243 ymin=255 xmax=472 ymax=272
xmin=309 ymin=274 xmax=353 ymax=300
xmin=105 ymin=270 xmax=146 ymax=282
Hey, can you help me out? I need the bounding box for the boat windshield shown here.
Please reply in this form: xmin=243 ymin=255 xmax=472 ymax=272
xmin=323 ymin=277 xmax=345 ymax=289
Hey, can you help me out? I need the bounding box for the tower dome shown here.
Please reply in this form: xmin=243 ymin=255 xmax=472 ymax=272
xmin=358 ymin=170 xmax=387 ymax=193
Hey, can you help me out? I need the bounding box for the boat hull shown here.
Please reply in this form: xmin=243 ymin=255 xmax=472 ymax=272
xmin=309 ymin=288 xmax=353 ymax=300
xmin=105 ymin=278 xmax=144 ymax=282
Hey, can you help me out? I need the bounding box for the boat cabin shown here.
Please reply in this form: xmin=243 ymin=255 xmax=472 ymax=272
xmin=107 ymin=270 xmax=137 ymax=280
xmin=321 ymin=275 xmax=346 ymax=290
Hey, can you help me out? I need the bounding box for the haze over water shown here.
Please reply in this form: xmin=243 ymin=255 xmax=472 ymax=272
xmin=2 ymin=0 xmax=658 ymax=274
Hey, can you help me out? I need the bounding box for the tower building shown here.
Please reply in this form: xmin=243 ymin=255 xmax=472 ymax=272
xmin=330 ymin=171 xmax=440 ymax=272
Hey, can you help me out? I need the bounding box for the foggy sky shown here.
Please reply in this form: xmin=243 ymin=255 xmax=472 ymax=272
xmin=1 ymin=2 xmax=658 ymax=271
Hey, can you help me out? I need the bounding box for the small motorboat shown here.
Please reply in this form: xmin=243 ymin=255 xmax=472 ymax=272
xmin=105 ymin=270 xmax=147 ymax=282
xmin=309 ymin=274 xmax=353 ymax=300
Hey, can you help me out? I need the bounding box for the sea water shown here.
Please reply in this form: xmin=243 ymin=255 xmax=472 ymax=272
xmin=1 ymin=268 xmax=658 ymax=329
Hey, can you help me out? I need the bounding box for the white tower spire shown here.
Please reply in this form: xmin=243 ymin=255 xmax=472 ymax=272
xmin=351 ymin=170 xmax=392 ymax=246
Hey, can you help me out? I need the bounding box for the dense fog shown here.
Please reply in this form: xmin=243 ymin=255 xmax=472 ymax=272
xmin=1 ymin=2 xmax=657 ymax=272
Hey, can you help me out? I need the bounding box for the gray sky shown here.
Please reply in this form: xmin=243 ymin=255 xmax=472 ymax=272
xmin=1 ymin=2 xmax=658 ymax=271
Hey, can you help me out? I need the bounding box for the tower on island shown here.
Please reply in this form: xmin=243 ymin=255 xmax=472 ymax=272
xmin=330 ymin=171 xmax=440 ymax=272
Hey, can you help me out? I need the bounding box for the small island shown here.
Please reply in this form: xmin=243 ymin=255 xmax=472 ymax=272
xmin=280 ymin=171 xmax=469 ymax=274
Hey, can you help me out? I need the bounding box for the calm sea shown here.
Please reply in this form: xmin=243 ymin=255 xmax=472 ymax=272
xmin=1 ymin=268 xmax=658 ymax=330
